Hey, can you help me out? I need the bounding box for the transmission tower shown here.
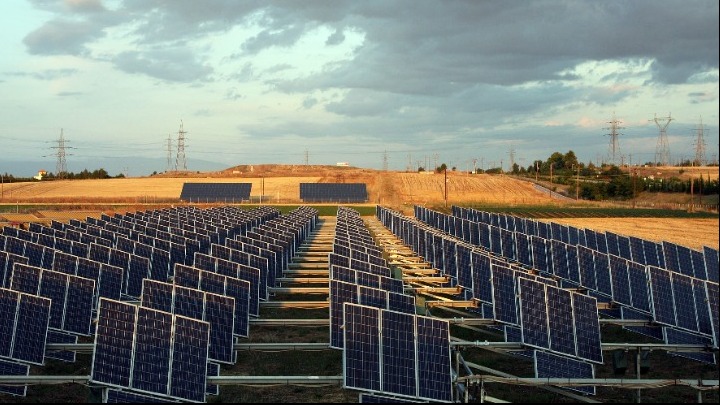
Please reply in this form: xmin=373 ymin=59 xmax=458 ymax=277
xmin=508 ymin=145 xmax=516 ymax=170
xmin=604 ymin=112 xmax=624 ymax=165
xmin=50 ymin=128 xmax=72 ymax=179
xmin=166 ymin=134 xmax=173 ymax=172
xmin=693 ymin=116 xmax=707 ymax=166
xmin=175 ymin=120 xmax=187 ymax=171
xmin=304 ymin=149 xmax=309 ymax=166
xmin=382 ymin=150 xmax=388 ymax=171
xmin=651 ymin=113 xmax=672 ymax=166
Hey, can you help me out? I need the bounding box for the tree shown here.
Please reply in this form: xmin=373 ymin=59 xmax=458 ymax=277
xmin=563 ymin=150 xmax=579 ymax=170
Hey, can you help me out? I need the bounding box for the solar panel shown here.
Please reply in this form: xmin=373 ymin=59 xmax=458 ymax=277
xmin=381 ymin=311 xmax=417 ymax=397
xmin=705 ymin=282 xmax=719 ymax=348
xmin=547 ymin=286 xmax=576 ymax=357
xmin=491 ymin=264 xmax=518 ymax=325
xmin=662 ymin=241 xmax=680 ymax=273
xmin=550 ymin=240 xmax=568 ymax=279
xmin=675 ymin=245 xmax=695 ymax=277
xmin=703 ymin=246 xmax=719 ymax=283
xmin=690 ymin=250 xmax=707 ymax=281
xmin=415 ymin=315 xmax=452 ymax=402
xmin=671 ymin=273 xmax=699 ymax=332
xmin=648 ymin=266 xmax=676 ymax=326
xmin=608 ymin=255 xmax=631 ymax=306
xmin=131 ymin=307 xmax=173 ymax=394
xmin=45 ymin=330 xmax=77 ymax=363
xmin=572 ymin=293 xmax=603 ymax=363
xmin=627 ymin=261 xmax=650 ymax=313
xmin=9 ymin=263 xmax=41 ymax=295
xmin=180 ymin=182 xmax=252 ymax=202
xmin=593 ymin=251 xmax=612 ymax=298
xmin=103 ymin=388 xmax=178 ymax=403
xmin=530 ymin=236 xmax=549 ymax=274
xmin=343 ymin=303 xmax=381 ymax=391
xmin=359 ymin=393 xmax=425 ymax=403
xmin=0 ymin=359 xmax=29 ymax=397
xmin=642 ymin=240 xmax=660 ymax=267
xmin=471 ymin=251 xmax=492 ymax=304
xmin=534 ymin=351 xmax=595 ymax=395
xmin=518 ymin=278 xmax=550 ymax=350
xmin=664 ymin=328 xmax=716 ymax=364
xmin=620 ymin=307 xmax=664 ymax=341
xmin=330 ymin=280 xmax=359 ymax=349
xmin=692 ymin=279 xmax=713 ymax=337
xmin=300 ymin=183 xmax=368 ymax=202
xmin=206 ymin=362 xmax=220 ymax=396
xmin=90 ymin=298 xmax=210 ymax=402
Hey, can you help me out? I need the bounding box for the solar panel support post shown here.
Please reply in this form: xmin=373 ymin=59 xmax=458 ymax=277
xmin=635 ymin=348 xmax=641 ymax=403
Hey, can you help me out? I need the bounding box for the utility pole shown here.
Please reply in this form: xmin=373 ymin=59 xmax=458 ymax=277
xmin=651 ymin=113 xmax=673 ymax=166
xmin=632 ymin=169 xmax=637 ymax=209
xmin=175 ymin=120 xmax=187 ymax=171
xmin=508 ymin=145 xmax=516 ymax=171
xmin=472 ymin=158 xmax=477 ymax=174
xmin=535 ymin=161 xmax=539 ymax=182
xmin=444 ymin=167 xmax=448 ymax=207
xmin=573 ymin=164 xmax=580 ymax=200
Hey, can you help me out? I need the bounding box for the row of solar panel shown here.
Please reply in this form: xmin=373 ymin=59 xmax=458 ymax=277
xmin=179 ymin=183 xmax=253 ymax=202
xmin=300 ymin=183 xmax=369 ymax=203
xmin=446 ymin=206 xmax=719 ymax=283
xmin=376 ymin=206 xmax=603 ymax=393
xmin=411 ymin=206 xmax=719 ymax=351
xmin=332 ymin=208 xmax=453 ymax=402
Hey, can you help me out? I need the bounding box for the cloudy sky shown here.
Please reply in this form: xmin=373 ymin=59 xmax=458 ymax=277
xmin=1 ymin=0 xmax=718 ymax=176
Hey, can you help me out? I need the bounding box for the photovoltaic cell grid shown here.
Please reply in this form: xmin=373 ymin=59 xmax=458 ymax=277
xmin=45 ymin=330 xmax=77 ymax=363
xmin=343 ymin=303 xmax=452 ymax=402
xmin=534 ymin=351 xmax=595 ymax=395
xmin=90 ymin=298 xmax=210 ymax=402
xmin=179 ymin=183 xmax=252 ymax=202
xmin=103 ymin=388 xmax=178 ymax=403
xmin=0 ymin=359 xmax=29 ymax=397
xmin=0 ymin=288 xmax=51 ymax=365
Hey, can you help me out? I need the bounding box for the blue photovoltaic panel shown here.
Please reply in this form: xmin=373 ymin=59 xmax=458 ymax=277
xmin=173 ymin=264 xmax=201 ymax=288
xmin=504 ymin=325 xmax=522 ymax=343
xmin=356 ymin=270 xmax=380 ymax=289
xmin=593 ymin=252 xmax=612 ymax=298
xmin=566 ymin=244 xmax=581 ymax=285
xmin=491 ymin=264 xmax=518 ymax=325
xmin=583 ymin=229 xmax=598 ymax=251
xmin=567 ymin=226 xmax=579 ymax=246
xmin=605 ymin=232 xmax=620 ymax=256
xmin=38 ymin=269 xmax=67 ymax=330
xmin=572 ymin=294 xmax=603 ymax=364
xmin=471 ymin=252 xmax=493 ymax=304
xmin=577 ymin=246 xmax=596 ymax=291
xmin=416 ymin=315 xmax=452 ymax=402
xmin=63 ymin=275 xmax=95 ymax=335
xmin=126 ymin=255 xmax=151 ymax=299
xmin=692 ymin=279 xmax=713 ymax=336
xmin=204 ymin=292 xmax=235 ymax=365
xmin=3 ymin=254 xmax=29 ymax=288
xmin=664 ymin=328 xmax=716 ymax=364
xmin=643 ymin=240 xmax=660 ymax=267
xmin=0 ymin=359 xmax=29 ymax=397
xmin=9 ymin=263 xmax=41 ymax=295
xmin=690 ymin=250 xmax=707 ymax=281
xmin=0 ymin=289 xmax=18 ymax=357
xmin=330 ymin=280 xmax=358 ymax=349
xmin=705 ymin=281 xmax=718 ymax=348
xmin=617 ymin=235 xmax=632 ymax=260
xmin=671 ymin=273 xmax=698 ymax=332
xmin=224 ymin=277 xmax=250 ymax=338
xmin=478 ymin=223 xmax=490 ymax=250
xmin=595 ymin=232 xmax=608 ymax=254
xmin=103 ymin=388 xmax=177 ymax=403
xmin=206 ymin=362 xmax=220 ymax=396
xmin=515 ymin=232 xmax=532 ymax=266
xmin=675 ymin=245 xmax=695 ymax=277
xmin=131 ymin=307 xmax=172 ymax=395
xmin=550 ymin=240 xmax=568 ymax=279
xmin=629 ymin=237 xmax=646 ymax=265
xmin=608 ymin=255 xmax=631 ymax=307
xmin=621 ymin=307 xmax=664 ymax=341
xmin=662 ymin=242 xmax=680 ymax=273
xmin=534 ymin=351 xmax=595 ymax=395
xmin=703 ymin=246 xmax=719 ymax=283
xmin=91 ymin=299 xmax=136 ymax=388
xmin=388 ymin=292 xmax=415 ymax=314
xmin=359 ymin=285 xmax=388 ymax=310
xmin=11 ymin=293 xmax=51 ymax=365
xmin=45 ymin=330 xmax=77 ymax=363
xmin=343 ymin=303 xmax=381 ymax=392
xmin=169 ymin=315 xmax=210 ymax=402
xmin=381 ymin=311 xmax=417 ymax=397
xmin=97 ymin=264 xmax=124 ymax=305
xmin=141 ymin=279 xmax=174 ymax=313
xmin=648 ymin=267 xmax=676 ymax=326
xmin=530 ymin=236 xmax=549 ymax=274
xmin=627 ymin=262 xmax=650 ymax=313
xmin=456 ymin=244 xmax=473 ymax=292
xmin=500 ymin=229 xmax=515 ymax=260
xmin=489 ymin=226 xmax=502 ymax=255
xmin=546 ymin=286 xmax=576 ymax=357
xmin=518 ymin=278 xmax=550 ymax=350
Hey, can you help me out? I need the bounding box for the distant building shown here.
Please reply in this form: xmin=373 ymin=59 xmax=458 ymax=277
xmin=33 ymin=170 xmax=47 ymax=181
xmin=336 ymin=162 xmax=349 ymax=167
